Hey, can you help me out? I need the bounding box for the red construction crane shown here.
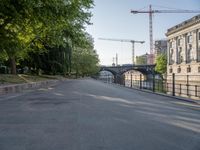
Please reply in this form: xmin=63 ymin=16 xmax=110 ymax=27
xmin=99 ymin=38 xmax=145 ymax=65
xmin=131 ymin=5 xmax=200 ymax=64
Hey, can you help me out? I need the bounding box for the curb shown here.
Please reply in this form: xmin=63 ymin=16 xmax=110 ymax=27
xmin=128 ymin=86 xmax=200 ymax=104
xmin=125 ymin=85 xmax=200 ymax=104
xmin=0 ymin=80 xmax=59 ymax=95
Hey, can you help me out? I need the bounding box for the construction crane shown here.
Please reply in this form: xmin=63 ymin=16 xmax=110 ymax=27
xmin=131 ymin=5 xmax=200 ymax=64
xmin=99 ymin=38 xmax=145 ymax=65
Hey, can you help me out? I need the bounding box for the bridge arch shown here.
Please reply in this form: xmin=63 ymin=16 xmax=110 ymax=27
xmin=99 ymin=67 xmax=123 ymax=84
xmin=119 ymin=66 xmax=155 ymax=76
xmin=99 ymin=64 xmax=156 ymax=84
xmin=99 ymin=68 xmax=117 ymax=76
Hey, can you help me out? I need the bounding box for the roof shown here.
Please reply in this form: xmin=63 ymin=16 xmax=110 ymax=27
xmin=166 ymin=14 xmax=200 ymax=36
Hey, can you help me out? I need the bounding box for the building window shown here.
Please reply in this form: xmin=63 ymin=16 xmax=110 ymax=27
xmin=198 ymin=66 xmax=200 ymax=73
xmin=187 ymin=45 xmax=192 ymax=63
xmin=169 ymin=42 xmax=172 ymax=48
xmin=169 ymin=49 xmax=174 ymax=64
xmin=199 ymin=32 xmax=200 ymax=40
xmin=172 ymin=41 xmax=176 ymax=48
xmin=187 ymin=35 xmax=192 ymax=43
xmin=177 ymin=47 xmax=183 ymax=64
xmin=177 ymin=39 xmax=180 ymax=46
xmin=187 ymin=65 xmax=191 ymax=73
xmin=169 ymin=68 xmax=173 ymax=73
xmin=177 ymin=67 xmax=181 ymax=73
xmin=198 ymin=47 xmax=200 ymax=62
xmin=177 ymin=39 xmax=182 ymax=46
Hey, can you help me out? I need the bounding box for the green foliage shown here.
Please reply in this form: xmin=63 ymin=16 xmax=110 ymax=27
xmin=0 ymin=0 xmax=100 ymax=76
xmin=72 ymin=48 xmax=99 ymax=77
xmin=0 ymin=50 xmax=8 ymax=62
xmin=72 ymin=34 xmax=100 ymax=77
xmin=136 ymin=55 xmax=147 ymax=65
xmin=155 ymin=54 xmax=167 ymax=74
xmin=24 ymin=44 xmax=72 ymax=75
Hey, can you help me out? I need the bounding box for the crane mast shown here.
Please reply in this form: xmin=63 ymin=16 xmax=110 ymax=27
xmin=99 ymin=38 xmax=144 ymax=65
xmin=131 ymin=5 xmax=200 ymax=64
xmin=149 ymin=5 xmax=154 ymax=64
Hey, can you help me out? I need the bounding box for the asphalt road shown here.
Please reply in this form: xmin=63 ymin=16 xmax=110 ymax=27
xmin=0 ymin=79 xmax=200 ymax=150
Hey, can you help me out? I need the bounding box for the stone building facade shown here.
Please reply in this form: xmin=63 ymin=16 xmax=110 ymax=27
xmin=166 ymin=14 xmax=200 ymax=84
xmin=166 ymin=14 xmax=200 ymax=99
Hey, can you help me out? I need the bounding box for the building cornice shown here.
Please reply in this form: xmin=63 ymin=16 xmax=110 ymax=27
xmin=166 ymin=14 xmax=200 ymax=36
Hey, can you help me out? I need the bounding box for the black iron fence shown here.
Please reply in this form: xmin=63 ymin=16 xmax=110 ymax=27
xmin=97 ymin=73 xmax=200 ymax=100
xmin=97 ymin=74 xmax=114 ymax=83
xmin=166 ymin=74 xmax=200 ymax=98
xmin=127 ymin=74 xmax=200 ymax=99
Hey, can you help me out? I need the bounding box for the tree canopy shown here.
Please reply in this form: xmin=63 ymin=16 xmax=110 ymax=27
xmin=155 ymin=54 xmax=167 ymax=75
xmin=0 ymin=0 xmax=99 ymax=76
xmin=136 ymin=54 xmax=147 ymax=65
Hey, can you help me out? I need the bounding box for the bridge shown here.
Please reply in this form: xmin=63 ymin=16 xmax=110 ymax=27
xmin=100 ymin=64 xmax=156 ymax=84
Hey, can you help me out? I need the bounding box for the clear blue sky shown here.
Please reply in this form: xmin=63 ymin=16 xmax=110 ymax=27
xmin=86 ymin=0 xmax=200 ymax=65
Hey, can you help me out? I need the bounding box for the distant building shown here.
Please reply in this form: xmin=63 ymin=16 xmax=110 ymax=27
xmin=147 ymin=54 xmax=155 ymax=64
xmin=166 ymin=14 xmax=200 ymax=97
xmin=154 ymin=39 xmax=167 ymax=58
xmin=136 ymin=54 xmax=147 ymax=65
xmin=147 ymin=39 xmax=167 ymax=64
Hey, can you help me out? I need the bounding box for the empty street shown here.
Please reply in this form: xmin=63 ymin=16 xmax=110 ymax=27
xmin=0 ymin=79 xmax=200 ymax=150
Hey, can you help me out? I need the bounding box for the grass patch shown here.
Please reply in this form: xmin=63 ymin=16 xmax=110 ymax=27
xmin=0 ymin=74 xmax=26 ymax=84
xmin=0 ymin=74 xmax=65 ymax=85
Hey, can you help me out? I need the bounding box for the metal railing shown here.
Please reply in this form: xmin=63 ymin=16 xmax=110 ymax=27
xmin=129 ymin=74 xmax=200 ymax=99
xmin=97 ymin=73 xmax=200 ymax=100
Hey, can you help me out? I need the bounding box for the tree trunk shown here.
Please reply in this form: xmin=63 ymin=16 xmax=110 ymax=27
xmin=10 ymin=57 xmax=17 ymax=74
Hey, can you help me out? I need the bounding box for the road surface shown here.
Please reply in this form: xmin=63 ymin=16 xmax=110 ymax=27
xmin=0 ymin=79 xmax=200 ymax=150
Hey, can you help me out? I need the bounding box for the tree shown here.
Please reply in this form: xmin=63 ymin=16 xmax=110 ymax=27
xmin=72 ymin=48 xmax=99 ymax=77
xmin=136 ymin=54 xmax=147 ymax=65
xmin=72 ymin=34 xmax=99 ymax=77
xmin=0 ymin=0 xmax=37 ymax=74
xmin=155 ymin=54 xmax=167 ymax=75
xmin=0 ymin=0 xmax=94 ymax=74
